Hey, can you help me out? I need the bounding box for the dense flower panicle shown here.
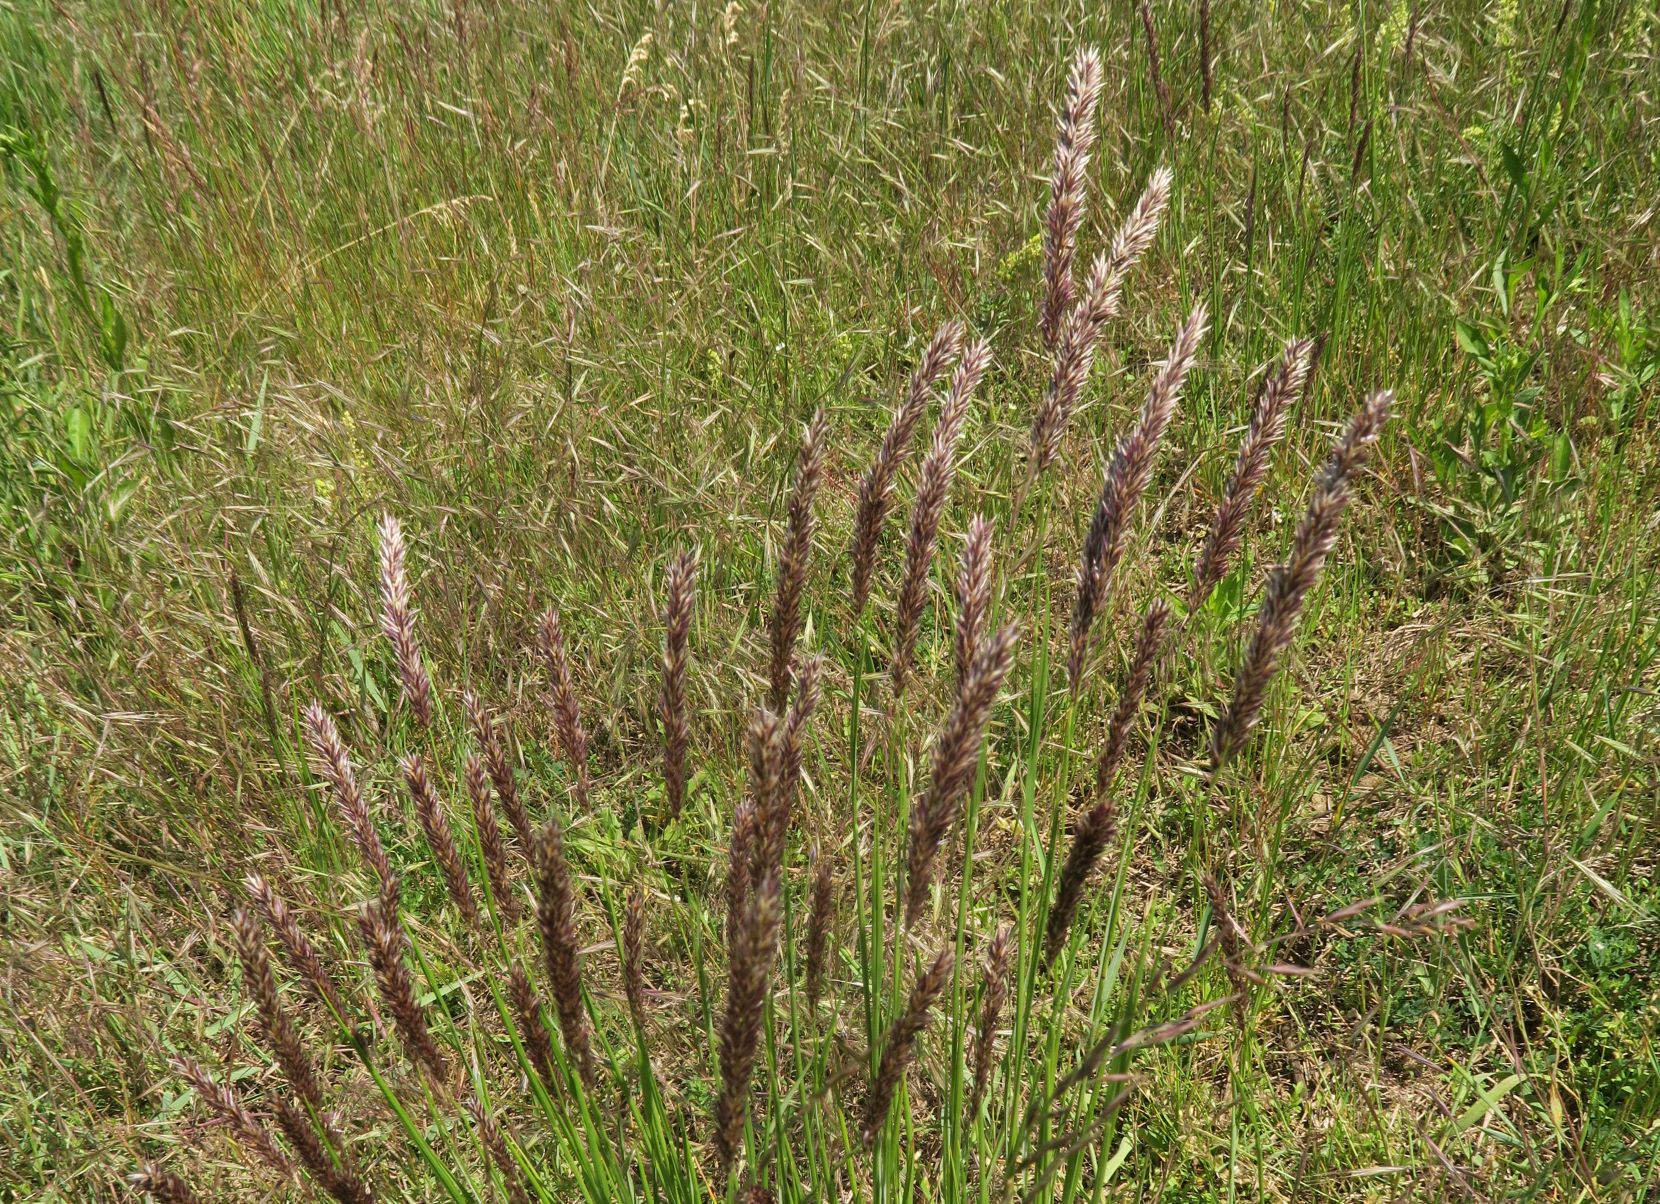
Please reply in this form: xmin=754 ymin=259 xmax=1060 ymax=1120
xmin=768 ymin=409 xmax=829 ymax=712
xmin=658 ymin=551 xmax=698 ymax=820
xmin=535 ymin=818 xmax=597 ymax=1089
xmin=904 ymin=621 xmax=1021 ymax=926
xmin=132 ymin=1166 xmax=203 ymax=1204
xmin=358 ymin=896 xmax=448 ymax=1080
xmin=1044 ymin=799 xmax=1117 ymax=963
xmin=302 ymin=703 xmax=394 ymax=894
xmin=726 ymin=796 xmax=760 ymax=959
xmin=467 ymin=1093 xmax=533 ymax=1204
xmin=509 ymin=961 xmax=556 ymax=1086
xmin=1038 ymin=48 xmax=1106 ymax=354
xmin=1093 ymin=597 xmax=1174 ymax=797
xmin=850 ymin=321 xmax=965 ymax=615
xmin=623 ymin=885 xmax=648 ymax=1029
xmin=715 ymin=867 xmax=784 ymax=1172
xmin=245 ymin=873 xmax=349 ymax=1023
xmin=1069 ymin=303 xmax=1208 ymax=686
xmin=464 ymin=689 xmax=533 ymax=854
xmin=967 ymin=924 xmax=1014 ymax=1124
xmin=1210 ymin=390 xmax=1393 ymax=772
xmin=377 ymin=514 xmax=433 ymax=728
xmin=805 ymin=844 xmax=835 ymax=1010
xmin=170 ymin=1056 xmax=295 ymax=1178
xmin=273 ymin=1097 xmax=373 ymax=1204
xmin=466 ymin=753 xmax=519 ymax=924
xmin=401 ymin=753 xmax=480 ymax=931
xmin=892 ymin=338 xmax=993 ymax=700
xmin=539 ymin=607 xmax=591 ymax=809
xmin=863 ymin=948 xmax=953 ymax=1143
xmin=1189 ymin=338 xmax=1314 ymax=612
xmin=232 ymin=906 xmax=327 ymax=1112
xmin=953 ymin=515 xmax=994 ymax=691
xmin=1030 ymin=167 xmax=1174 ymax=476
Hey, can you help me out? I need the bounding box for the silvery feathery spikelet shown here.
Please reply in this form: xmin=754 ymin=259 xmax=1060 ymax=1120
xmin=245 ymin=874 xmax=349 ymax=1023
xmin=463 ymin=690 xmax=533 ymax=855
xmin=539 ymin=607 xmax=590 ymax=809
xmin=1188 ymin=338 xmax=1314 ymax=613
xmin=509 ymin=961 xmax=556 ymax=1086
xmin=401 ymin=754 xmax=480 ymax=932
xmin=302 ymin=703 xmax=394 ymax=896
xmin=466 ymin=1092 xmax=532 ymax=1204
xmin=622 ymin=885 xmax=648 ymax=1030
xmin=953 ymin=516 xmax=994 ymax=691
xmin=891 ymin=339 xmax=993 ymax=700
xmin=465 ymin=753 xmax=519 ymax=925
xmin=1093 ymin=597 xmax=1173 ymax=798
xmin=1029 ymin=168 xmax=1173 ymax=477
xmin=805 ymin=843 xmax=835 ymax=1010
xmin=534 ymin=818 xmax=597 ymax=1089
xmin=171 ymin=1055 xmax=295 ymax=1178
xmin=358 ymin=895 xmax=448 ymax=1080
xmin=1209 ymin=390 xmax=1393 ymax=772
xmin=863 ymin=948 xmax=953 ymax=1143
xmin=904 ymin=622 xmax=1021 ymax=926
xmin=658 ymin=551 xmax=697 ymax=820
xmin=1038 ymin=48 xmax=1106 ymax=354
xmin=1044 ymin=800 xmax=1117 ymax=963
xmin=715 ymin=867 xmax=783 ymax=1173
xmin=231 ymin=906 xmax=327 ymax=1112
xmin=768 ymin=409 xmax=829 ymax=711
xmin=1069 ymin=303 xmax=1208 ymax=687
xmin=966 ymin=924 xmax=1014 ymax=1125
xmin=850 ymin=322 xmax=965 ymax=615
xmin=131 ymin=1166 xmax=202 ymax=1204
xmin=377 ymin=514 xmax=433 ymax=729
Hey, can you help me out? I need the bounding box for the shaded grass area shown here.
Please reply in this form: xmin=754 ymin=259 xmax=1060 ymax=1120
xmin=1 ymin=0 xmax=1657 ymax=1198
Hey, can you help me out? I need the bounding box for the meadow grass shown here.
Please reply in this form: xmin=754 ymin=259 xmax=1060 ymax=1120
xmin=1 ymin=0 xmax=1658 ymax=1199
